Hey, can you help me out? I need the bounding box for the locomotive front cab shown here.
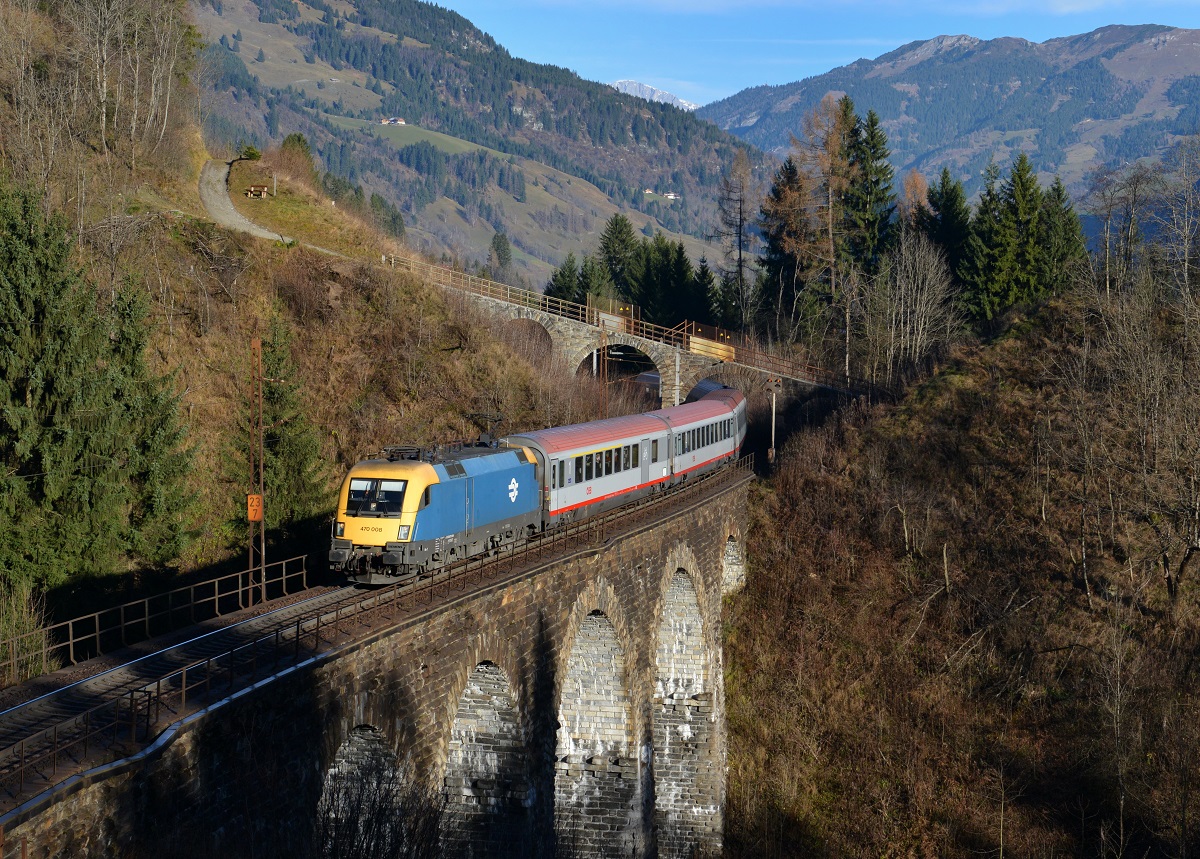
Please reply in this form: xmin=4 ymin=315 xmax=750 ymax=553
xmin=329 ymin=457 xmax=439 ymax=581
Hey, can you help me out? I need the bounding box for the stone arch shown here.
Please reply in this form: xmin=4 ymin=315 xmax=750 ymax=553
xmin=441 ymin=661 xmax=530 ymax=858
xmin=554 ymin=586 xmax=637 ymax=857
xmin=567 ymin=336 xmax=665 ymax=382
xmin=496 ymin=316 xmax=555 ymax=365
xmin=317 ymin=725 xmax=441 ymax=857
xmin=653 ymin=570 xmax=714 ymax=857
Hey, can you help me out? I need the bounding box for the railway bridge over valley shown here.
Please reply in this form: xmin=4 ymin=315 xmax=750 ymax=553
xmin=384 ymin=255 xmax=856 ymax=406
xmin=0 ymin=465 xmax=751 ymax=859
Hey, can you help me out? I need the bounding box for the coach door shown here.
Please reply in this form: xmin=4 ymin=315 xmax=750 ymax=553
xmin=640 ymin=438 xmax=650 ymax=485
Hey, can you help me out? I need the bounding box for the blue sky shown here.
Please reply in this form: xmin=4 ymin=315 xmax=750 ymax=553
xmin=435 ymin=0 xmax=1200 ymax=106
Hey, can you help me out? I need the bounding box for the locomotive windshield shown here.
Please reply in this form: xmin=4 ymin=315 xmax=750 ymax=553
xmin=345 ymin=478 xmax=407 ymax=516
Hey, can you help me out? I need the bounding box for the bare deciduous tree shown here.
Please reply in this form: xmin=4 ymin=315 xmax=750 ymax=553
xmin=714 ymin=148 xmax=760 ymax=330
xmin=315 ymin=750 xmax=444 ymax=859
xmin=860 ymin=227 xmax=960 ymax=388
xmin=798 ymin=94 xmax=857 ymax=386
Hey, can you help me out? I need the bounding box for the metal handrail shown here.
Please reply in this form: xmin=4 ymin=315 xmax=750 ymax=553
xmin=0 ymin=557 xmax=309 ymax=689
xmin=0 ymin=458 xmax=753 ymax=806
xmin=382 ymin=254 xmax=869 ymax=393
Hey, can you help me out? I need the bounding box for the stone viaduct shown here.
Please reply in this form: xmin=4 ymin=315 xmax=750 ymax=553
xmin=461 ymin=291 xmax=723 ymax=409
xmin=1 ymin=477 xmax=750 ymax=858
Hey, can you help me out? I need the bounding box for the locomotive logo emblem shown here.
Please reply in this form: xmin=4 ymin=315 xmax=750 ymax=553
xmin=508 ymin=478 xmax=519 ymax=502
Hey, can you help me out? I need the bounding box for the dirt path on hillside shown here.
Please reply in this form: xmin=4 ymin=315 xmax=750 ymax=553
xmin=198 ymin=160 xmax=292 ymax=244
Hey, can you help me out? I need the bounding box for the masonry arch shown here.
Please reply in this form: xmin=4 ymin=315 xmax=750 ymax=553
xmin=494 ymin=317 xmax=555 ymax=366
xmin=572 ymin=340 xmax=661 ymax=379
xmin=554 ymin=608 xmax=636 ymax=857
xmin=652 ymin=569 xmax=716 ymax=856
xmin=316 ymin=725 xmax=442 ymax=857
xmin=441 ymin=661 xmax=530 ymax=858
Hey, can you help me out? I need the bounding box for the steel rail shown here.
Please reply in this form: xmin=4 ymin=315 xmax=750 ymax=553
xmin=0 ymin=557 xmax=309 ymax=690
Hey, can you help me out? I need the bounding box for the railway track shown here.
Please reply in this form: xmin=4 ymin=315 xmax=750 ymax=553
xmin=0 ymin=457 xmax=754 ymax=814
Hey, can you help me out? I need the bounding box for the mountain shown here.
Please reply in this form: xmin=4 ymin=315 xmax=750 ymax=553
xmin=698 ymin=24 xmax=1200 ymax=193
xmin=610 ymin=80 xmax=699 ymax=111
xmin=192 ymin=0 xmax=758 ymax=283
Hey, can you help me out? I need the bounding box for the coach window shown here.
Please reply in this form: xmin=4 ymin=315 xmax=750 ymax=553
xmin=574 ymin=457 xmax=583 ymax=485
xmin=585 ymin=453 xmax=593 ymax=481
xmin=604 ymin=449 xmax=613 ymax=475
xmin=632 ymin=443 xmax=640 ymax=468
xmin=623 ymin=445 xmax=631 ymax=469
xmin=651 ymin=440 xmax=658 ymax=462
xmin=551 ymin=462 xmax=557 ymax=487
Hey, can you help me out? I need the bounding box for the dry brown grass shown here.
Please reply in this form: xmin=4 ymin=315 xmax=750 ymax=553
xmin=726 ymin=297 xmax=1200 ymax=857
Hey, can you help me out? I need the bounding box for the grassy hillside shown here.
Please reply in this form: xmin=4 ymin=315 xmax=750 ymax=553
xmin=231 ymin=125 xmax=716 ymax=284
xmin=191 ymin=0 xmax=752 ymax=284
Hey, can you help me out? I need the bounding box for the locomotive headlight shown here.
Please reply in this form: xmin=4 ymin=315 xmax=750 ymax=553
xmin=335 ymin=521 xmax=345 ymax=538
xmin=398 ymin=525 xmax=411 ymax=541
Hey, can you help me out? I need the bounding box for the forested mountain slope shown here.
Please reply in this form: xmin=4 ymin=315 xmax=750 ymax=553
xmin=192 ymin=0 xmax=758 ymax=282
xmin=699 ymin=25 xmax=1200 ymax=194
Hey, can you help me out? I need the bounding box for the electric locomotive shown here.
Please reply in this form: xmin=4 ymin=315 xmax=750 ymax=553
xmin=330 ymin=387 xmax=746 ymax=585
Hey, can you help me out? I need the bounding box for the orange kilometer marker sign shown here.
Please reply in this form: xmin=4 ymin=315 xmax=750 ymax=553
xmin=247 ymin=493 xmax=264 ymax=523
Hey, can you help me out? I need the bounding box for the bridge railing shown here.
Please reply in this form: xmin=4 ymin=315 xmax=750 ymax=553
xmin=383 ymin=254 xmax=868 ymax=393
xmin=0 ymin=557 xmax=308 ymax=690
xmin=0 ymin=459 xmax=754 ymax=808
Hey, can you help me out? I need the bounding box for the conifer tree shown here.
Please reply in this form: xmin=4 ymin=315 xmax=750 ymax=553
xmin=545 ymin=252 xmax=582 ymax=304
xmin=694 ymin=257 xmax=719 ymax=324
xmin=633 ymin=233 xmax=701 ymax=327
xmin=997 ymin=152 xmax=1044 ymax=307
xmin=598 ymin=214 xmax=639 ymax=302
xmin=846 ymin=109 xmax=896 ymax=274
xmin=237 ymin=315 xmax=327 ymax=542
xmin=110 ymin=290 xmax=196 ymax=566
xmin=960 ymin=161 xmax=1006 ymax=321
xmin=918 ymin=167 xmax=972 ymax=283
xmin=578 ymin=254 xmax=616 ymax=300
xmin=0 ymin=183 xmax=193 ymax=587
xmin=1037 ymin=177 xmax=1087 ymax=296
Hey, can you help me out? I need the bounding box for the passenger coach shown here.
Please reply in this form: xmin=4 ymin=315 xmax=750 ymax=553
xmin=505 ymin=387 xmax=746 ymax=526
